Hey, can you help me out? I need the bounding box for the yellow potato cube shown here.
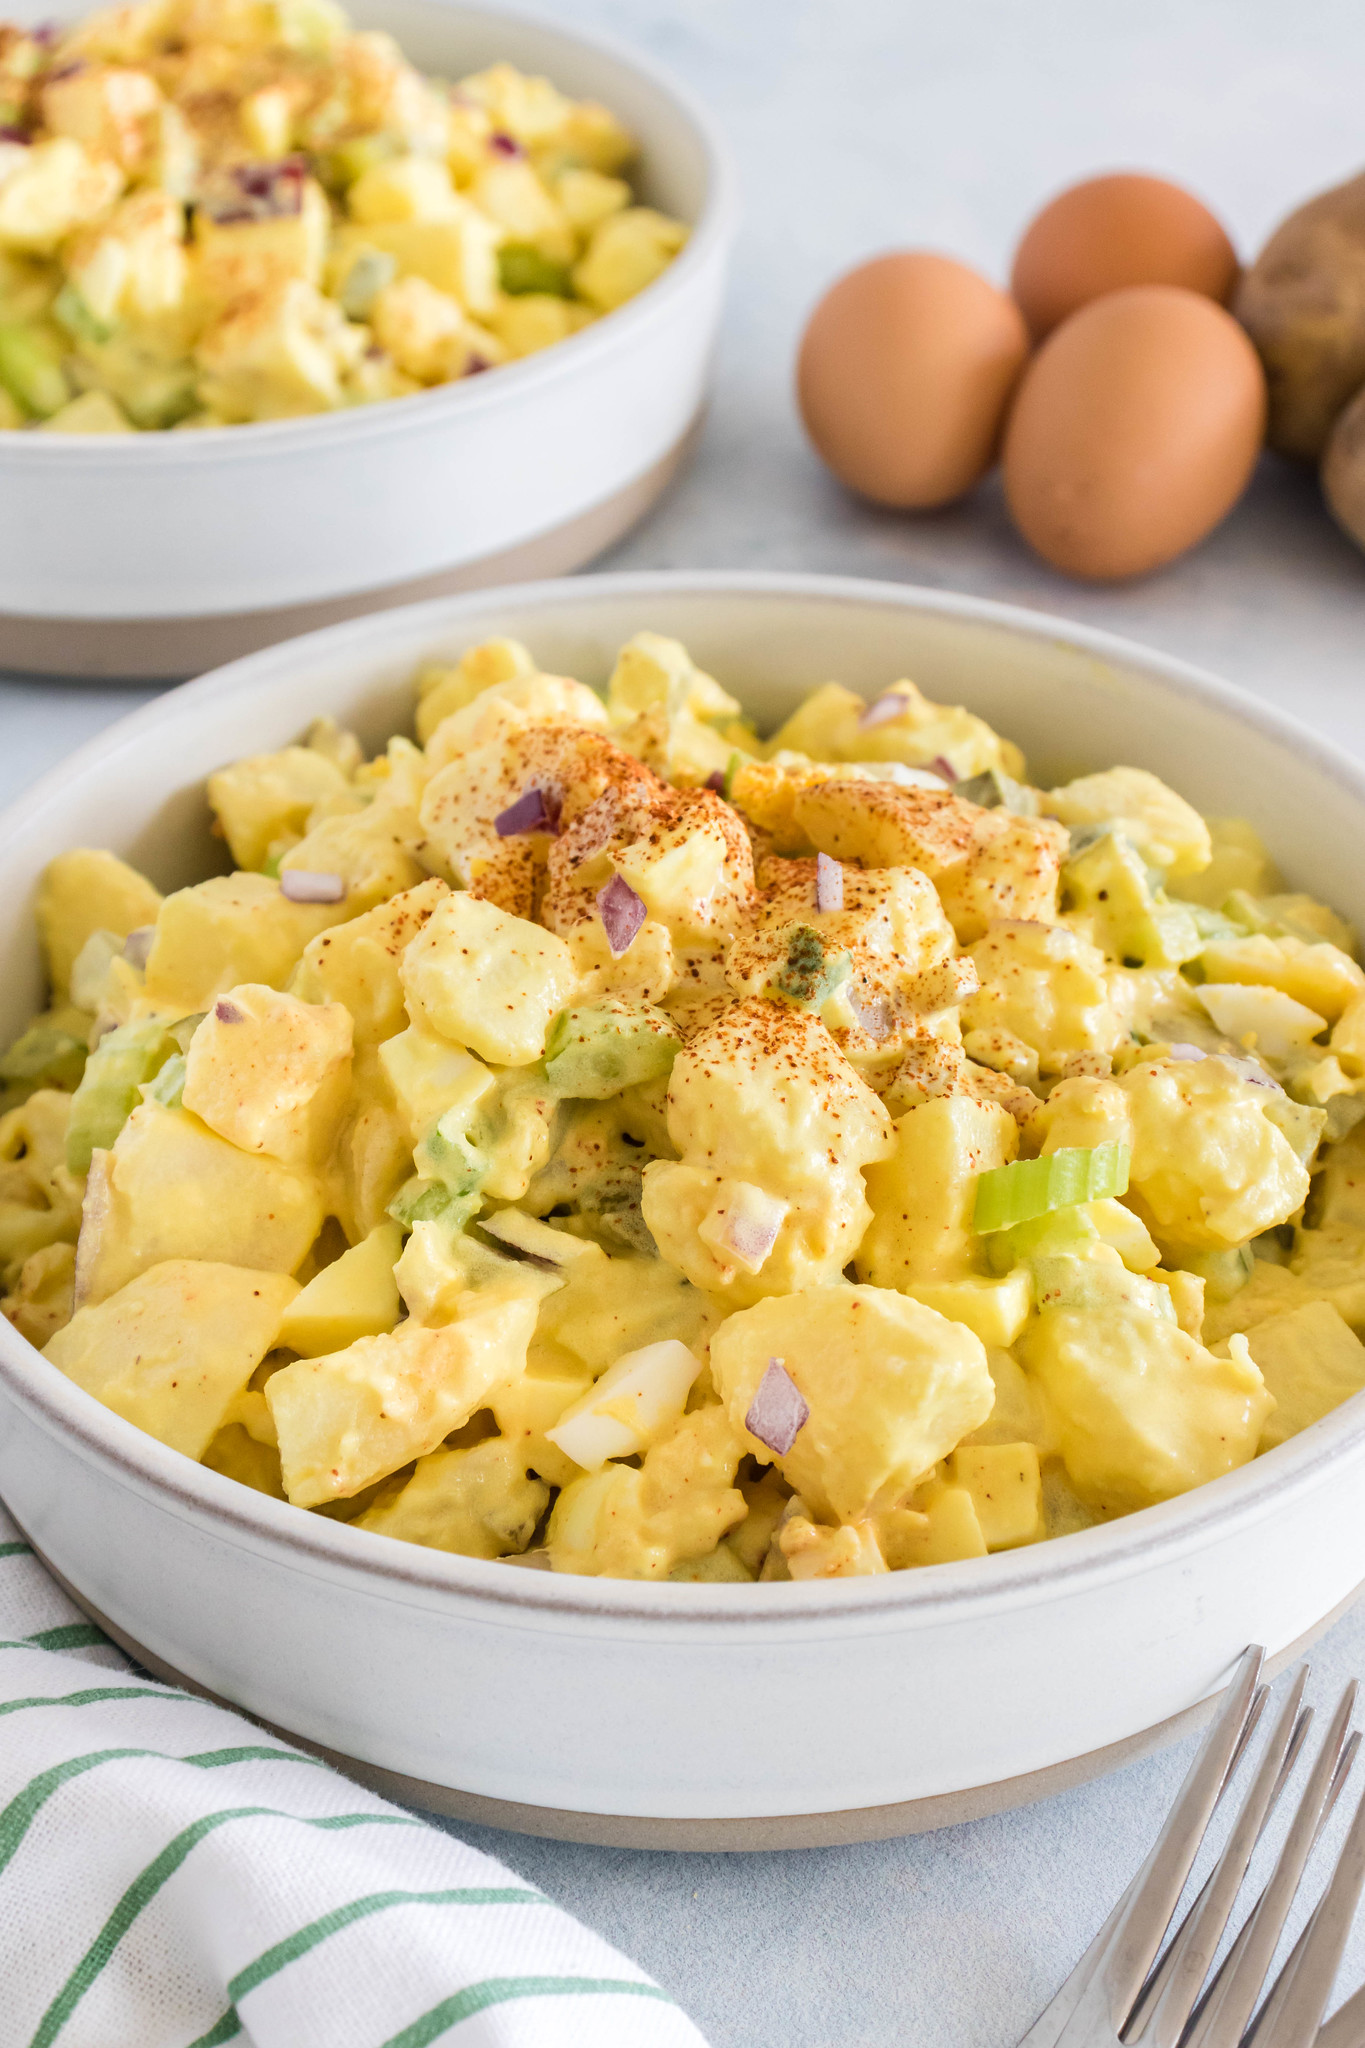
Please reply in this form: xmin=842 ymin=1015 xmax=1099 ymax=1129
xmin=377 ymin=1025 xmax=494 ymax=1142
xmin=877 ymin=1481 xmax=987 ymax=1567
xmin=1018 ymin=1295 xmax=1272 ymax=1511
xmin=964 ymin=920 xmax=1122 ymax=1074
xmin=328 ymin=208 xmax=502 ymax=315
xmin=292 ymin=878 xmax=447 ymax=1045
xmin=349 ymin=155 xmax=463 ymax=224
xmin=900 ymin=1271 xmax=1032 ymax=1347
xmin=206 ymin=744 xmax=351 ymax=872
xmin=1200 ymin=934 xmax=1365 ymax=1023
xmin=75 ymin=1103 xmax=323 ymax=1305
xmin=711 ymin=1284 xmax=994 ymax=1523
xmin=556 ymin=166 xmax=630 ymax=234
xmin=144 ymin=872 xmax=348 ymax=1012
xmin=195 ymin=277 xmax=365 ymax=423
xmin=1121 ymin=1055 xmax=1310 ymax=1251
xmin=572 ymin=205 xmax=686 ymax=310
xmin=1169 ymin=818 xmax=1281 ymax=910
xmin=0 ymin=137 xmax=122 ymax=255
xmin=1240 ymin=1300 xmax=1365 ymax=1449
xmin=858 ymin=1095 xmax=1018 ymax=1288
xmin=401 ymin=890 xmax=577 ymax=1066
xmin=41 ymin=62 xmax=161 ymax=175
xmin=469 ymin=157 xmax=572 ymax=262
xmin=358 ymin=1433 xmax=549 ymax=1557
xmin=65 ymin=187 xmax=187 ymax=327
xmin=948 ymin=1442 xmax=1044 ymax=1549
xmin=267 ymin=1294 xmax=538 ymax=1504
xmin=546 ymin=1404 xmax=745 ymax=1578
xmin=1046 ymin=766 xmax=1212 ymax=878
xmin=36 ymin=847 xmax=162 ymax=999
xmin=45 ymin=1259 xmax=297 ymax=1458
xmin=192 ymin=177 xmax=330 ymax=306
xmin=181 ymin=983 xmax=352 ymax=1165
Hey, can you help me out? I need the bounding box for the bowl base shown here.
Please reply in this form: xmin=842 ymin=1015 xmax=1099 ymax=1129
xmin=0 ymin=422 xmax=696 ymax=682
xmin=28 ymin=1530 xmax=1363 ymax=1851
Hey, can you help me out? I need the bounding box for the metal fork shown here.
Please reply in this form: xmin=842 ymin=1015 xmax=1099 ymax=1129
xmin=1015 ymin=1648 xmax=1365 ymax=2048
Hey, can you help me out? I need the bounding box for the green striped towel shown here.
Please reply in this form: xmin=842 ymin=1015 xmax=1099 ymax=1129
xmin=0 ymin=1505 xmax=709 ymax=2048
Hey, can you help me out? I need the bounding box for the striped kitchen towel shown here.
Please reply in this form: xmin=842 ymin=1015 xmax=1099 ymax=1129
xmin=0 ymin=1504 xmax=709 ymax=2048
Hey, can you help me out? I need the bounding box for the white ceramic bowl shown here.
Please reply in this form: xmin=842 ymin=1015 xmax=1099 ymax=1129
xmin=0 ymin=0 xmax=736 ymax=678
xmin=3 ymin=572 xmax=1365 ymax=1851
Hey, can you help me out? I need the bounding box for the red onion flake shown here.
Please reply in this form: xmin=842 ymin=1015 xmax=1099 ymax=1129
xmin=495 ymin=784 xmax=560 ymax=837
xmin=214 ymin=999 xmax=244 ymax=1024
xmin=1166 ymin=1043 xmax=1207 ymax=1063
xmin=122 ymin=926 xmax=155 ymax=970
xmin=744 ymin=1358 xmax=809 ymax=1457
xmin=857 ymin=688 xmax=912 ymax=732
xmin=929 ymin=755 xmax=957 ymax=784
xmin=815 ymin=851 xmax=844 ymax=913
xmin=720 ymin=1208 xmax=781 ymax=1270
xmin=280 ymin=869 xmax=347 ymax=904
xmin=596 ymin=873 xmax=646 ymax=958
xmin=490 ymin=131 xmax=524 ymax=157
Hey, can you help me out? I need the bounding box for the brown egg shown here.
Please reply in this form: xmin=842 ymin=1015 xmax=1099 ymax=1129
xmin=1002 ymin=285 xmax=1266 ymax=580
xmin=1011 ymin=173 xmax=1239 ymax=341
xmin=796 ymin=252 xmax=1030 ymax=508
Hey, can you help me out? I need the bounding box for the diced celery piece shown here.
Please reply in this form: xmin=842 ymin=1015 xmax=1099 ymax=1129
xmin=984 ymin=1203 xmax=1101 ymax=1274
xmin=52 ymin=282 xmax=114 ymax=347
xmin=973 ymin=1141 xmax=1130 ymax=1234
xmin=415 ymin=1108 xmax=486 ymax=1199
xmin=168 ymin=1012 xmax=206 ymax=1054
xmin=498 ymin=244 xmax=573 ymax=297
xmin=387 ymin=1174 xmax=481 ymax=1234
xmin=143 ymin=1052 xmax=186 ymax=1109
xmin=544 ymin=999 xmax=680 ymax=1099
xmin=0 ymin=322 xmax=69 ymax=419
xmin=1178 ymin=1244 xmax=1254 ymax=1304
xmin=0 ymin=1021 xmax=87 ymax=1091
xmin=1262 ymin=1093 xmax=1326 ymax=1168
xmin=954 ymin=768 xmax=1039 ymax=816
xmin=722 ymin=750 xmax=743 ymax=799
xmin=65 ymin=1019 xmax=175 ymax=1174
xmin=338 ymin=249 xmax=396 ymax=319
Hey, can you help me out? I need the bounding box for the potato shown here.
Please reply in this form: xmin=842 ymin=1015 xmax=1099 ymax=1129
xmin=1321 ymin=379 xmax=1365 ymax=553
xmin=1235 ymin=170 xmax=1365 ymax=460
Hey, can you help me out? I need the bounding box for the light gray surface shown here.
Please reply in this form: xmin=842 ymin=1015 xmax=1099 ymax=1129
xmin=6 ymin=2 xmax=1365 ymax=2043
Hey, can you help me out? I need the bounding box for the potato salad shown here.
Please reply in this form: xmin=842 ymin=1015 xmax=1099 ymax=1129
xmin=5 ymin=633 xmax=1365 ymax=1582
xmin=0 ymin=0 xmax=685 ymax=431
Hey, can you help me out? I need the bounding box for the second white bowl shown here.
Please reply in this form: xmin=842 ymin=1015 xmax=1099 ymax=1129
xmin=0 ymin=0 xmax=736 ymax=677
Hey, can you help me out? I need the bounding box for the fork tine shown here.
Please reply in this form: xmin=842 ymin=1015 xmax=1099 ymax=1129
xmin=1182 ymin=1681 xmax=1357 ymax=2048
xmin=1241 ymin=1732 xmax=1362 ymax=2048
xmin=1124 ymin=1669 xmax=1310 ymax=2046
xmin=1123 ymin=1697 xmax=1303 ymax=2044
xmin=1026 ymin=1686 xmax=1272 ymax=2048
xmin=1251 ymin=1777 xmax=1365 ymax=2048
xmin=1316 ymin=1975 xmax=1365 ymax=2048
xmin=1018 ymin=1645 xmax=1263 ymax=2048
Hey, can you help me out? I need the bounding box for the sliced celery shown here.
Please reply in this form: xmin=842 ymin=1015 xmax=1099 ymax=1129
xmin=65 ymin=1019 xmax=175 ymax=1174
xmin=0 ymin=1022 xmax=87 ymax=1091
xmin=0 ymin=323 xmax=69 ymax=419
xmin=1031 ymin=1252 xmax=1175 ymax=1321
xmin=544 ymin=1000 xmax=680 ymax=1099
xmin=52 ymin=282 xmax=114 ymax=347
xmin=143 ymin=1052 xmax=186 ymax=1109
xmin=498 ymin=244 xmax=573 ymax=297
xmin=973 ymin=1141 xmax=1130 ymax=1235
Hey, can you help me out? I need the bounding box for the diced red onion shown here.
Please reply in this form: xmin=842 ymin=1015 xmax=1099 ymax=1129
xmin=720 ymin=1210 xmax=781 ymax=1268
xmin=1166 ymin=1043 xmax=1206 ymax=1063
xmin=0 ymin=125 xmax=29 ymax=143
xmin=280 ymin=869 xmax=347 ymax=903
xmin=852 ymin=993 xmax=893 ymax=1042
xmin=929 ymin=755 xmax=957 ymax=784
xmin=214 ymin=999 xmax=244 ymax=1024
xmin=573 ymin=790 xmax=617 ymax=861
xmin=490 ymin=131 xmax=524 ymax=157
xmin=45 ymin=58 xmax=84 ymax=78
xmin=121 ymin=926 xmax=155 ymax=970
xmin=597 ymin=874 xmax=646 ymax=958
xmin=495 ymin=784 xmax=561 ymax=837
xmin=203 ymin=158 xmax=306 ymax=224
xmin=31 ymin=22 xmax=59 ymax=44
xmin=815 ymin=851 xmax=844 ymax=913
xmin=858 ymin=688 xmax=913 ymax=732
xmin=744 ymin=1358 xmax=809 ymax=1457
xmin=465 ymin=354 xmax=491 ymax=375
xmin=704 ymin=770 xmax=726 ymax=794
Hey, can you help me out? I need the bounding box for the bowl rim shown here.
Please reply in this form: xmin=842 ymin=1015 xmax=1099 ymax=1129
xmin=6 ymin=566 xmax=1365 ymax=1630
xmin=0 ymin=0 xmax=740 ymax=467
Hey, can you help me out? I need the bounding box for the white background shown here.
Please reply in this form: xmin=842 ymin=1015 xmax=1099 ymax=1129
xmin=7 ymin=2 xmax=1365 ymax=2041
